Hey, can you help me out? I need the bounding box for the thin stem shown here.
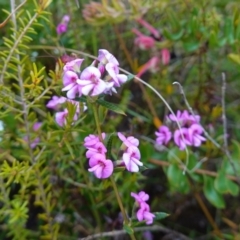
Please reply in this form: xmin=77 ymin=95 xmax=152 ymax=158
xmin=91 ymin=102 xmax=136 ymax=240
xmin=91 ymin=103 xmax=103 ymax=141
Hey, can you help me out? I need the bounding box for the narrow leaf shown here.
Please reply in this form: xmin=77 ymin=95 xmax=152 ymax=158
xmin=97 ymin=99 xmax=126 ymax=115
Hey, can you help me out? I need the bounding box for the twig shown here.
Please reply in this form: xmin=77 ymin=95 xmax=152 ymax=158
xmin=221 ymin=73 xmax=240 ymax=185
xmin=0 ymin=0 xmax=27 ymax=28
xmin=78 ymin=225 xmax=191 ymax=240
xmin=149 ymin=159 xmax=239 ymax=182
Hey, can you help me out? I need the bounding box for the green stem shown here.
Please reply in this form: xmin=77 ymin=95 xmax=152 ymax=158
xmin=91 ymin=102 xmax=136 ymax=240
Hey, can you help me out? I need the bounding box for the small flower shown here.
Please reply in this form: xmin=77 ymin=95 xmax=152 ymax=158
xmin=56 ymin=15 xmax=70 ymax=35
xmin=86 ymin=141 xmax=107 ymax=158
xmin=88 ymin=153 xmax=113 ymax=179
xmin=136 ymin=202 xmax=155 ymax=225
xmin=118 ymin=132 xmax=139 ymax=148
xmin=77 ymin=66 xmax=107 ymax=96
xmin=188 ymin=124 xmax=206 ymax=147
xmin=132 ymin=28 xmax=155 ymax=50
xmin=46 ymin=96 xmax=67 ymax=110
xmin=123 ymin=146 xmax=142 ymax=172
xmin=62 ymin=71 xmax=81 ymax=99
xmin=131 ymin=191 xmax=155 ymax=225
xmin=56 ymin=23 xmax=67 ymax=35
xmin=167 ymin=110 xmax=183 ymax=124
xmin=105 ymin=63 xmax=127 ymax=88
xmin=84 ymin=133 xmax=106 ymax=148
xmin=174 ymin=128 xmax=191 ymax=150
xmin=155 ymin=126 xmax=172 ymax=145
xmin=97 ymin=49 xmax=119 ymax=66
xmin=63 ymin=58 xmax=84 ymax=72
xmin=131 ymin=191 xmax=149 ymax=205
xmin=55 ymin=109 xmax=68 ymax=127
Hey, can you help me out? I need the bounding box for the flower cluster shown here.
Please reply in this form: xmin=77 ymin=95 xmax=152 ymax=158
xmin=132 ymin=18 xmax=170 ymax=77
xmin=56 ymin=15 xmax=70 ymax=35
xmin=61 ymin=49 xmax=128 ymax=99
xmin=131 ymin=191 xmax=155 ymax=225
xmin=46 ymin=95 xmax=87 ymax=127
xmin=84 ymin=133 xmax=114 ymax=179
xmin=155 ymin=110 xmax=206 ymax=150
xmin=83 ymin=132 xmax=143 ymax=179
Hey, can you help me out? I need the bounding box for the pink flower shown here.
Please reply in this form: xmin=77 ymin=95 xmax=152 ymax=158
xmin=63 ymin=58 xmax=84 ymax=73
xmin=105 ymin=63 xmax=127 ymax=88
xmin=86 ymin=141 xmax=107 ymax=158
xmin=84 ymin=133 xmax=106 ymax=148
xmin=77 ymin=66 xmax=107 ymax=96
xmin=46 ymin=96 xmax=67 ymax=110
xmin=55 ymin=109 xmax=68 ymax=127
xmin=33 ymin=122 xmax=42 ymax=131
xmin=56 ymin=15 xmax=70 ymax=35
xmin=62 ymin=15 xmax=70 ymax=23
xmin=168 ymin=110 xmax=183 ymax=123
xmin=62 ymin=71 xmax=81 ymax=99
xmin=131 ymin=191 xmax=155 ymax=225
xmin=122 ymin=146 xmax=142 ymax=172
xmin=137 ymin=202 xmax=155 ymax=225
xmin=57 ymin=23 xmax=67 ymax=34
xmin=97 ymin=49 xmax=119 ymax=66
xmin=131 ymin=191 xmax=149 ymax=204
xmin=155 ymin=126 xmax=172 ymax=145
xmin=188 ymin=124 xmax=206 ymax=147
xmin=161 ymin=48 xmax=170 ymax=65
xmin=88 ymin=153 xmax=113 ymax=179
xmin=132 ymin=28 xmax=155 ymax=50
xmin=118 ymin=132 xmax=139 ymax=148
xmin=174 ymin=128 xmax=191 ymax=150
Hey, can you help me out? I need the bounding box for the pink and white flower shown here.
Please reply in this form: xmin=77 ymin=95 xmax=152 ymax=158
xmin=118 ymin=132 xmax=139 ymax=148
xmin=122 ymin=146 xmax=142 ymax=172
xmin=63 ymin=58 xmax=84 ymax=72
xmin=137 ymin=202 xmax=155 ymax=225
xmin=88 ymin=153 xmax=113 ymax=179
xmin=77 ymin=66 xmax=107 ymax=96
xmin=131 ymin=191 xmax=155 ymax=225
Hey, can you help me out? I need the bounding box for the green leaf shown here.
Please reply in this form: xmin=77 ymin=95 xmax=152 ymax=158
xmin=123 ymin=225 xmax=134 ymax=234
xmin=97 ymin=99 xmax=126 ymax=115
xmin=214 ymin=170 xmax=228 ymax=194
xmin=154 ymin=212 xmax=170 ymax=221
xmin=203 ymin=176 xmax=225 ymax=209
xmin=227 ymin=179 xmax=239 ymax=196
xmin=228 ymin=53 xmax=240 ymax=65
xmin=167 ymin=163 xmax=190 ymax=193
xmin=183 ymin=40 xmax=200 ymax=52
xmin=75 ymin=96 xmax=87 ymax=102
xmin=106 ymin=132 xmax=116 ymax=159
